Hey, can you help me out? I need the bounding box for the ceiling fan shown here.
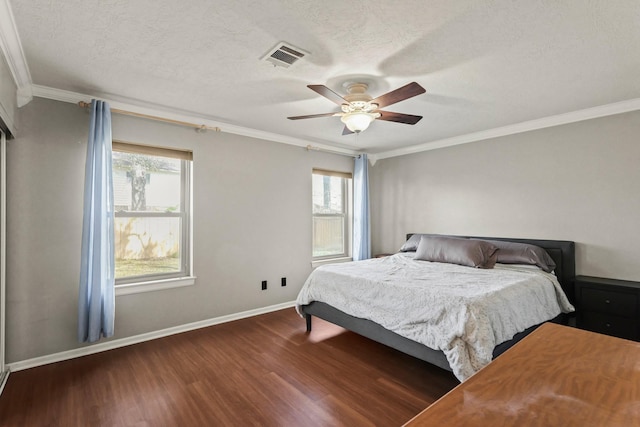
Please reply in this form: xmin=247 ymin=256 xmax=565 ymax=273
xmin=288 ymin=81 xmax=426 ymax=135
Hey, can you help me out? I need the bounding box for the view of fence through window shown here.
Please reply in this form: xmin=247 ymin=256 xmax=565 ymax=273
xmin=312 ymin=173 xmax=347 ymax=258
xmin=112 ymin=149 xmax=184 ymax=279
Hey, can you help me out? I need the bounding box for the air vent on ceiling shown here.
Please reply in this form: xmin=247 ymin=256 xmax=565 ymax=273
xmin=261 ymin=42 xmax=308 ymax=68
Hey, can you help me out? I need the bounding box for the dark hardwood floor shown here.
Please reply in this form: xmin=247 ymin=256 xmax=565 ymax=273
xmin=0 ymin=308 xmax=458 ymax=426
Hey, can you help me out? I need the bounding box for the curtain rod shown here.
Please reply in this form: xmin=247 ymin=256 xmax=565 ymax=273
xmin=305 ymin=144 xmax=360 ymax=158
xmin=77 ymin=101 xmax=221 ymax=133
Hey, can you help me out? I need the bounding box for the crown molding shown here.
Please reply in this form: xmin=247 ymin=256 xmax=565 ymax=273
xmin=31 ymin=84 xmax=360 ymax=157
xmin=0 ymin=97 xmax=15 ymax=135
xmin=370 ymin=97 xmax=640 ymax=162
xmin=31 ymin=85 xmax=640 ymax=163
xmin=0 ymin=0 xmax=32 ymax=107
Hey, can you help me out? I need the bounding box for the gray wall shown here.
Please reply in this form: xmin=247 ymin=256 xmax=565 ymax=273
xmin=6 ymin=97 xmax=353 ymax=363
xmin=370 ymin=110 xmax=640 ymax=281
xmin=0 ymin=52 xmax=17 ymax=135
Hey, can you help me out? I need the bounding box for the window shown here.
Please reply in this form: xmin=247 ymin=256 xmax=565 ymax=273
xmin=312 ymin=169 xmax=352 ymax=260
xmin=112 ymin=142 xmax=192 ymax=287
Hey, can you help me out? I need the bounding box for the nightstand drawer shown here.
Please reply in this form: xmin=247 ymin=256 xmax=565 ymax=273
xmin=580 ymin=287 xmax=637 ymax=317
xmin=580 ymin=311 xmax=638 ymax=340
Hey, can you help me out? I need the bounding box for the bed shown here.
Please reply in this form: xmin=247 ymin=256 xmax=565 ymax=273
xmin=296 ymin=234 xmax=576 ymax=381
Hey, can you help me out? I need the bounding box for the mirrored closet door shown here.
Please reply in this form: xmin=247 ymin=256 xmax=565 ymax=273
xmin=0 ymin=129 xmax=7 ymax=392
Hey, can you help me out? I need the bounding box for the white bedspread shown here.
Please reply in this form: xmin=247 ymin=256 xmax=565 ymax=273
xmin=296 ymin=253 xmax=574 ymax=381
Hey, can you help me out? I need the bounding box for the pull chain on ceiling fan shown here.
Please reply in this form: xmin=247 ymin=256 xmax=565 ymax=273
xmin=288 ymin=81 xmax=426 ymax=135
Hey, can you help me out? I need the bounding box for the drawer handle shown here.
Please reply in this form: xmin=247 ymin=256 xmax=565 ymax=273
xmin=606 ymin=323 xmax=611 ymax=328
xmin=604 ymin=299 xmax=611 ymax=304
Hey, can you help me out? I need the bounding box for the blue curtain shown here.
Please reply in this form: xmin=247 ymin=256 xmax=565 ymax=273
xmin=353 ymin=154 xmax=371 ymax=261
xmin=78 ymin=100 xmax=115 ymax=343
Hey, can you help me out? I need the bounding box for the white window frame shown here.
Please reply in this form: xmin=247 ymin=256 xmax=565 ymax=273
xmin=311 ymin=169 xmax=352 ymax=266
xmin=112 ymin=141 xmax=195 ymax=295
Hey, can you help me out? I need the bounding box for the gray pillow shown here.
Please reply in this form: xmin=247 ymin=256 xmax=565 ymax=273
xmin=473 ymin=239 xmax=556 ymax=272
xmin=414 ymin=235 xmax=499 ymax=269
xmin=399 ymin=233 xmax=442 ymax=252
xmin=399 ymin=234 xmax=424 ymax=252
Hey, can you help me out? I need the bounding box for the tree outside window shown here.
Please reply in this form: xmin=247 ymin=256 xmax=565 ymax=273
xmin=112 ymin=144 xmax=191 ymax=282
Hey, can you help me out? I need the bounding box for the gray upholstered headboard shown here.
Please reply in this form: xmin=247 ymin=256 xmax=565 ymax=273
xmin=406 ymin=234 xmax=576 ymax=303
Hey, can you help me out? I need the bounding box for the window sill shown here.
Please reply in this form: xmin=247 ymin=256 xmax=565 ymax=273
xmin=115 ymin=276 xmax=196 ymax=296
xmin=311 ymin=257 xmax=352 ymax=269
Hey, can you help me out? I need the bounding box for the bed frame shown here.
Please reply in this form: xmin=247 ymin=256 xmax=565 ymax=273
xmin=300 ymin=234 xmax=576 ymax=374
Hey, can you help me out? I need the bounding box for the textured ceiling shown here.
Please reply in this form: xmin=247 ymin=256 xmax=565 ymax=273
xmin=9 ymin=0 xmax=640 ymax=153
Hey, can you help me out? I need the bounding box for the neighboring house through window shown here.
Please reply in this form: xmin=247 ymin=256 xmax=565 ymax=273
xmin=312 ymin=169 xmax=352 ymax=261
xmin=112 ymin=141 xmax=193 ymax=294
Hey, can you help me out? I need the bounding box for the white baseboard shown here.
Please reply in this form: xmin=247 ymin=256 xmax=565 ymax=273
xmin=7 ymin=301 xmax=297 ymax=372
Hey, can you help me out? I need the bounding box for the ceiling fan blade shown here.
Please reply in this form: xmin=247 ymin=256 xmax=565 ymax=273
xmin=287 ymin=112 xmax=339 ymax=120
xmin=377 ymin=110 xmax=423 ymax=125
xmin=308 ymin=85 xmax=349 ymax=106
xmin=371 ymin=82 xmax=426 ymax=108
xmin=342 ymin=126 xmax=354 ymax=135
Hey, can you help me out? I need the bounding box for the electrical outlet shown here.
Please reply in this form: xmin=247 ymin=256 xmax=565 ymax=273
xmin=261 ymin=280 xmax=267 ymax=290
xmin=281 ymin=277 xmax=286 ymax=287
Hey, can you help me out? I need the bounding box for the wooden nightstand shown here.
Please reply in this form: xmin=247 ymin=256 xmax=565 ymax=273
xmin=575 ymin=275 xmax=640 ymax=341
xmin=374 ymin=253 xmax=394 ymax=258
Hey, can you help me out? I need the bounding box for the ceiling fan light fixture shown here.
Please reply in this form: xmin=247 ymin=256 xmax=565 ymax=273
xmin=341 ymin=112 xmax=379 ymax=133
xmin=288 ymin=82 xmax=425 ymax=135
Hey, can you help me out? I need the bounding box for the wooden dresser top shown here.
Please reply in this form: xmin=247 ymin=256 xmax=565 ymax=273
xmin=405 ymin=323 xmax=640 ymax=427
